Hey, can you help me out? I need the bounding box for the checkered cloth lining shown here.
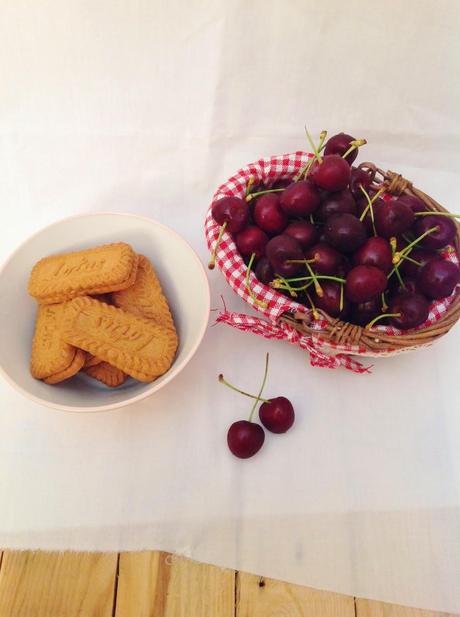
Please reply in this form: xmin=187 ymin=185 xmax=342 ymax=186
xmin=204 ymin=152 xmax=459 ymax=373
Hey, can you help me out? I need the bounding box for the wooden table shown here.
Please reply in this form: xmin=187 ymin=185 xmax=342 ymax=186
xmin=0 ymin=551 xmax=456 ymax=616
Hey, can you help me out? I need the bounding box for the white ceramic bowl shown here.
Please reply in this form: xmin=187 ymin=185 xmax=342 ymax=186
xmin=0 ymin=213 xmax=210 ymax=412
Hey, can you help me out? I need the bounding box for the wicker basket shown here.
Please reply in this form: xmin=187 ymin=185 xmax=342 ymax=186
xmin=205 ymin=153 xmax=460 ymax=366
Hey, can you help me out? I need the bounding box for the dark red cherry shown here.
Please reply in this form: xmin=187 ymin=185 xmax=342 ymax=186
xmin=324 ymin=213 xmax=367 ymax=253
xmin=284 ymin=221 xmax=319 ymax=251
xmin=212 ymin=196 xmax=249 ymax=233
xmin=305 ymin=243 xmax=342 ymax=275
xmin=353 ymin=237 xmax=393 ymax=272
xmin=316 ymin=189 xmax=357 ymax=222
xmin=271 ymin=178 xmax=292 ymax=190
xmin=266 ymin=235 xmax=304 ymax=277
xmin=324 ymin=132 xmax=358 ymax=163
xmin=311 ymin=281 xmax=349 ymax=319
xmin=417 ymin=260 xmax=460 ymax=299
xmin=345 ymin=265 xmax=387 ymax=303
xmin=279 ymin=180 xmax=321 ymax=217
xmin=374 ymin=200 xmax=415 ymax=238
xmin=399 ymin=249 xmax=442 ymax=278
xmin=351 ymin=297 xmax=381 ymax=326
xmin=227 ymin=421 xmax=265 ymax=459
xmin=259 ymin=397 xmax=295 ymax=433
xmin=389 ymin=293 xmax=430 ymax=329
xmin=413 ymin=215 xmax=457 ymax=250
xmin=397 ymin=194 xmax=427 ymax=213
xmin=349 ymin=166 xmax=376 ymax=198
xmin=235 ymin=226 xmax=268 ymax=259
xmin=309 ymin=155 xmax=351 ymax=191
xmin=253 ymin=193 xmax=288 ymax=236
xmin=389 ymin=276 xmax=420 ymax=298
xmin=255 ymin=257 xmax=275 ymax=284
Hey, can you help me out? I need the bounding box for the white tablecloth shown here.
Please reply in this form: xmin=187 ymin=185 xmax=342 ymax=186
xmin=1 ymin=0 xmax=459 ymax=612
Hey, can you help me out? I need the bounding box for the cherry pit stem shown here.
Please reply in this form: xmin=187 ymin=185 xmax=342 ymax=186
xmin=246 ymin=188 xmax=284 ymax=203
xmin=342 ymin=139 xmax=367 ymax=160
xmin=218 ymin=374 xmax=270 ymax=405
xmin=248 ymin=352 xmax=270 ymax=422
xmin=414 ymin=211 xmax=460 ymax=218
xmin=366 ymin=312 xmax=401 ymax=329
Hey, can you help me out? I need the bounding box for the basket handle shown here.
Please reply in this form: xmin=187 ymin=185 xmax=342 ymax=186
xmin=215 ymin=310 xmax=372 ymax=374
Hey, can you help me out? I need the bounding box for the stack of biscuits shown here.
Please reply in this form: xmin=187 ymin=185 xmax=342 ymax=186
xmin=28 ymin=242 xmax=178 ymax=388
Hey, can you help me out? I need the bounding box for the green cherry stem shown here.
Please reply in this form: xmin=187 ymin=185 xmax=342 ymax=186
xmin=246 ymin=188 xmax=284 ymax=203
xmin=304 ymin=126 xmax=322 ymax=162
xmin=342 ymin=139 xmax=367 ymax=160
xmin=245 ymin=253 xmax=268 ymax=308
xmin=208 ymin=221 xmax=227 ymax=270
xmin=340 ymin=282 xmax=344 ymax=311
xmin=218 ymin=374 xmax=270 ymax=404
xmin=414 ymin=211 xmax=460 ymax=218
xmin=305 ymin=291 xmax=321 ymax=320
xmin=401 ymin=254 xmax=422 ymax=267
xmin=282 ymin=274 xmax=346 ymax=284
xmin=245 ymin=176 xmax=255 ymax=197
xmin=359 ymin=185 xmax=377 ymax=235
xmin=366 ymin=313 xmax=401 ymax=329
xmin=248 ymin=353 xmax=269 ymax=422
xmin=305 ymin=261 xmax=323 ymax=297
xmin=271 ymin=274 xmax=298 ymax=297
xmin=381 ymin=292 xmax=388 ymax=311
xmin=392 ymin=226 xmax=439 ymax=265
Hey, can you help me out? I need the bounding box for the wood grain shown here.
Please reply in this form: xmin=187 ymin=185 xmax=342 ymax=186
xmin=116 ymin=552 xmax=234 ymax=617
xmin=356 ymin=598 xmax=457 ymax=617
xmin=236 ymin=571 xmax=355 ymax=617
xmin=0 ymin=551 xmax=118 ymax=617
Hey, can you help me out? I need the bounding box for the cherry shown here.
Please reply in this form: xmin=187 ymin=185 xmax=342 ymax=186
xmin=413 ymin=215 xmax=457 ymax=249
xmin=317 ymin=189 xmax=357 ymax=222
xmin=397 ymin=194 xmax=427 ymax=213
xmin=417 ymin=260 xmax=460 ymax=299
xmin=271 ymin=178 xmax=292 ymax=190
xmin=279 ymin=180 xmax=320 ymax=217
xmin=351 ymin=297 xmax=381 ymax=326
xmin=345 ymin=265 xmax=387 ymax=303
xmin=284 ymin=221 xmax=319 ymax=251
xmin=374 ymin=200 xmax=415 ymax=238
xmin=324 ymin=213 xmax=367 ymax=253
xmin=399 ymin=248 xmax=441 ymax=278
xmin=305 ymin=243 xmax=342 ymax=275
xmin=212 ymin=196 xmax=249 ymax=232
xmin=227 ymin=421 xmax=265 ymax=459
xmin=324 ymin=132 xmax=359 ymax=163
xmin=350 ymin=166 xmax=376 ymax=198
xmin=389 ymin=276 xmax=419 ymax=298
xmin=353 ymin=237 xmax=393 ymax=272
xmin=309 ymin=155 xmax=351 ymax=192
xmin=236 ymin=226 xmax=268 ymax=259
xmin=266 ymin=235 xmax=304 ymax=277
xmin=254 ymin=193 xmax=288 ymax=236
xmin=259 ymin=397 xmax=295 ymax=433
xmin=255 ymin=257 xmax=274 ymax=284
xmin=388 ymin=293 xmax=430 ymax=329
xmin=311 ymin=281 xmax=349 ymax=318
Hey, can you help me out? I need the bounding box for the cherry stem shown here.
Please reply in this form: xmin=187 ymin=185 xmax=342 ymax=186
xmin=402 ymin=254 xmax=422 ymax=267
xmin=305 ymin=291 xmax=320 ymax=320
xmin=304 ymin=126 xmax=323 ymax=163
xmin=271 ymin=274 xmax=298 ymax=297
xmin=366 ymin=312 xmax=401 ymax=329
xmin=248 ymin=353 xmax=269 ymax=422
xmin=359 ymin=184 xmax=377 ymax=235
xmin=283 ymin=274 xmax=346 ymax=284
xmin=414 ymin=211 xmax=460 ymax=218
xmin=245 ymin=176 xmax=255 ymax=197
xmin=342 ymin=139 xmax=367 ymax=160
xmin=381 ymin=292 xmax=388 ymax=311
xmin=391 ymin=226 xmax=439 ymax=266
xmin=208 ymin=221 xmax=227 ymax=270
xmin=275 ymin=280 xmax=314 ymax=292
xmin=286 ymin=258 xmax=317 ymax=264
xmin=246 ymin=253 xmax=268 ymax=308
xmin=394 ymin=266 xmax=406 ymax=289
xmin=246 ymin=188 xmax=284 ymax=202
xmin=339 ymin=282 xmax=344 ymax=312
xmin=218 ymin=374 xmax=270 ymax=404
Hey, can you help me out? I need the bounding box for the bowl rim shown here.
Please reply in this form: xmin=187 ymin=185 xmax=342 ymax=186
xmin=0 ymin=211 xmax=211 ymax=413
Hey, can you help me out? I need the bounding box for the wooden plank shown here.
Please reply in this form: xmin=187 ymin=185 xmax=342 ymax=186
xmin=115 ymin=552 xmax=235 ymax=617
xmin=0 ymin=550 xmax=118 ymax=617
xmin=115 ymin=551 xmax=171 ymax=617
xmin=356 ymin=598 xmax=458 ymax=617
xmin=236 ymin=571 xmax=355 ymax=617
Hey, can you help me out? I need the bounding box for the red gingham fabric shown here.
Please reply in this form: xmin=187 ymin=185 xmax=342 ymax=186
xmin=204 ymin=152 xmax=459 ymax=371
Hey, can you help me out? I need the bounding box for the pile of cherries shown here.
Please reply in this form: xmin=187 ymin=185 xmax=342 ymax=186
xmin=209 ymin=131 xmax=460 ymax=330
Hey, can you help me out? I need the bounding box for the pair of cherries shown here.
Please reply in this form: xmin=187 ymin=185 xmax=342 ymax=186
xmin=220 ymin=354 xmax=295 ymax=459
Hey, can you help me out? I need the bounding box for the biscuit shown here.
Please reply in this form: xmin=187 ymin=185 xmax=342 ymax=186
xmin=28 ymin=243 xmax=138 ymax=305
xmin=31 ymin=303 xmax=78 ymax=380
xmin=62 ymin=297 xmax=178 ymax=382
xmin=84 ymin=354 xmax=103 ymax=368
xmin=112 ymin=255 xmax=175 ymax=329
xmin=85 ymin=362 xmax=128 ymax=388
xmin=43 ymin=349 xmax=86 ymax=385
